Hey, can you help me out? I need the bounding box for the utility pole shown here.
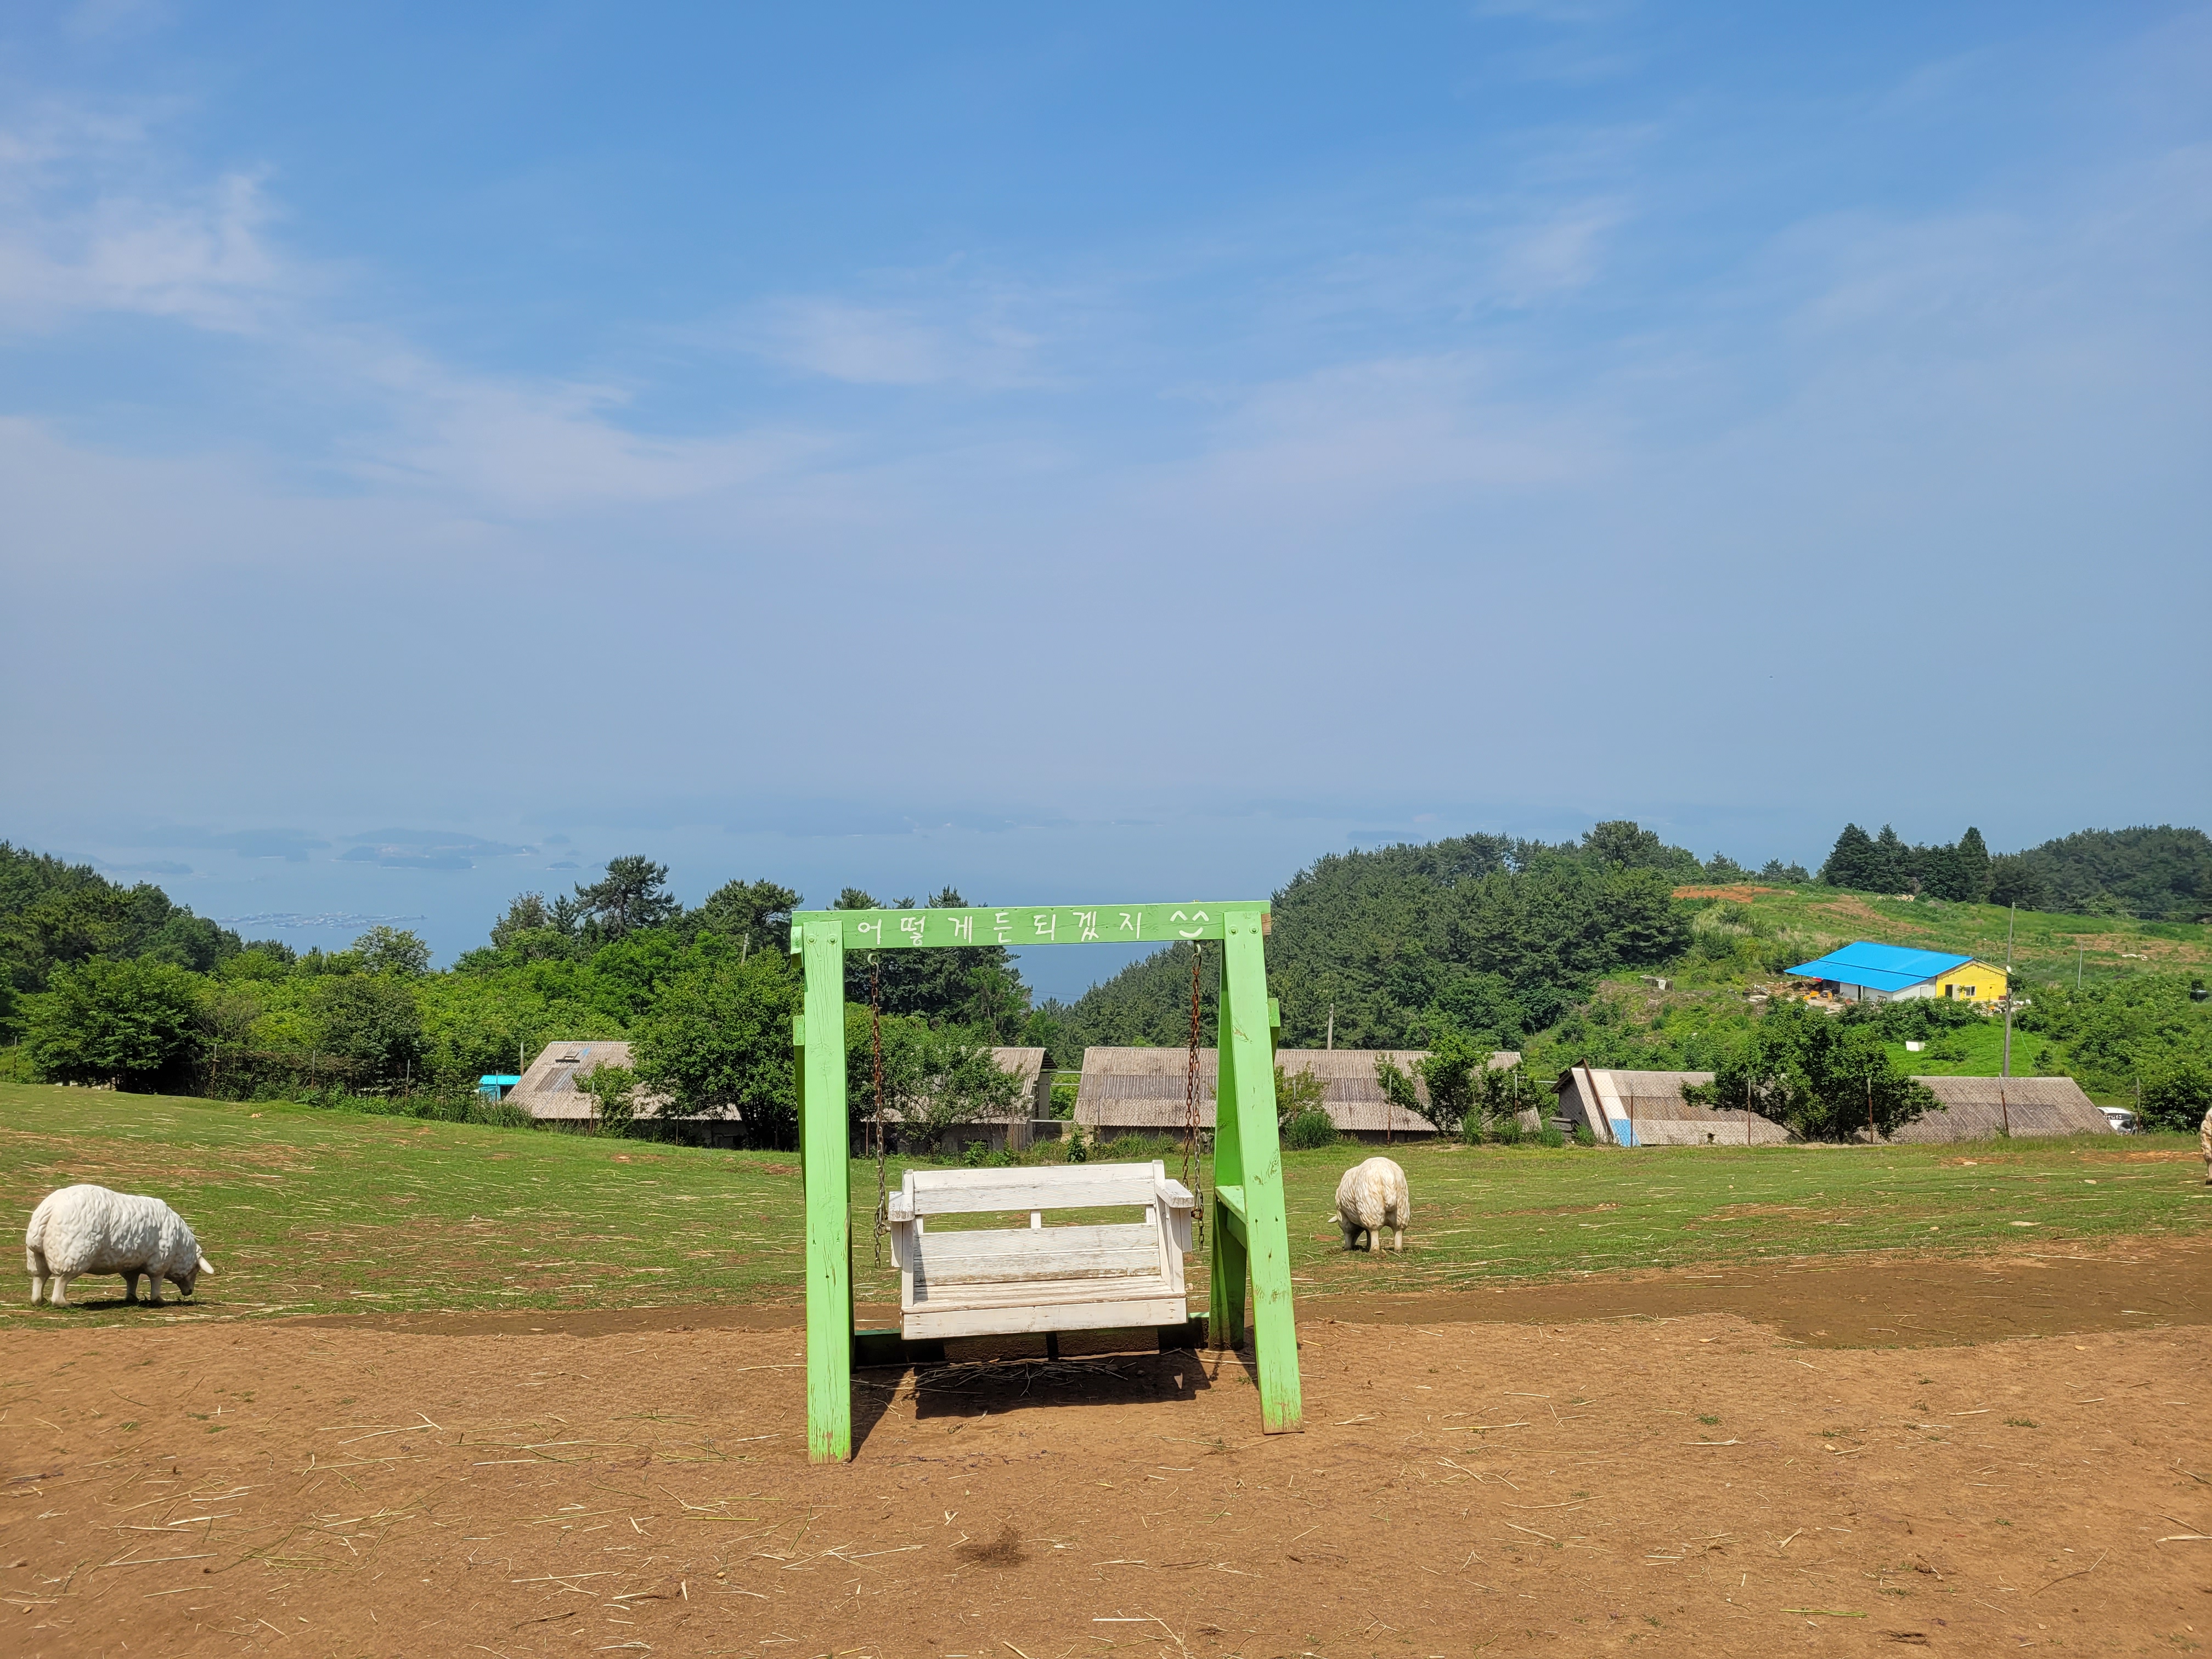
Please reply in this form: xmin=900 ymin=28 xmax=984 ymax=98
xmin=1325 ymin=1004 xmax=1335 ymax=1052
xmin=1999 ymin=904 xmax=2016 ymax=1137
xmin=2076 ymin=943 xmax=2084 ymax=991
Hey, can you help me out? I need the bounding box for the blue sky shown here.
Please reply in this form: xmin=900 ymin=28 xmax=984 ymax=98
xmin=3 ymin=2 xmax=2207 ymax=999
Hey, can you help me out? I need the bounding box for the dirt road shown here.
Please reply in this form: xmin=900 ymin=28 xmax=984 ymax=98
xmin=5 ymin=1240 xmax=2209 ymax=1656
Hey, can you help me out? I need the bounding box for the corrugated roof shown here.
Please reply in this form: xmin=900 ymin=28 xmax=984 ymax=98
xmin=1886 ymin=1076 xmax=2109 ymax=1142
xmin=867 ymin=1047 xmax=1048 ymax=1126
xmin=1554 ymin=1068 xmax=1718 ymax=1111
xmin=507 ymin=1041 xmax=678 ymax=1122
xmin=1786 ymin=939 xmax=1975 ymax=992
xmin=1075 ymin=1046 xmax=1516 ymax=1135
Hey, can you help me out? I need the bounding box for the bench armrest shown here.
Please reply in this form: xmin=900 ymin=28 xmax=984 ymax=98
xmin=1154 ymin=1176 xmax=1195 ymax=1255
xmin=887 ymin=1191 xmax=919 ymax=1271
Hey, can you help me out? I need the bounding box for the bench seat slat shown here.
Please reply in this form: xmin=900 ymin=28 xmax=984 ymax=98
xmin=902 ymin=1294 xmax=1189 ymax=1341
xmin=915 ymin=1273 xmax=1176 ymax=1310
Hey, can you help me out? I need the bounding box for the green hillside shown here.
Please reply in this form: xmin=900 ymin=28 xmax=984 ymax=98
xmin=1692 ymin=883 xmax=2211 ymax=986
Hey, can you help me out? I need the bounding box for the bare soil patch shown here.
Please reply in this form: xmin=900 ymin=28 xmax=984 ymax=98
xmin=4 ymin=1246 xmax=2209 ymax=1657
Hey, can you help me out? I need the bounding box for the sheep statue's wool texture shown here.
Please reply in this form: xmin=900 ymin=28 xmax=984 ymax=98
xmin=25 ymin=1184 xmax=215 ymax=1307
xmin=1334 ymin=1156 xmax=1410 ymax=1252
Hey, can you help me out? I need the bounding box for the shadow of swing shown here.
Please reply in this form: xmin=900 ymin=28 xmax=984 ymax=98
xmin=849 ymin=1321 xmax=1249 ymax=1451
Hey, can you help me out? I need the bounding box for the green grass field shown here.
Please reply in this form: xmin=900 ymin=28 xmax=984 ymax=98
xmin=2 ymin=1083 xmax=2205 ymax=1325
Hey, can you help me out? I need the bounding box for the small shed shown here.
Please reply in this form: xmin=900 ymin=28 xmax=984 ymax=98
xmin=506 ymin=1041 xmax=714 ymax=1137
xmin=1076 ymin=1047 xmax=1520 ymax=1143
xmin=477 ymin=1073 xmax=521 ymax=1101
xmin=1551 ymin=1066 xmax=1790 ymax=1147
xmin=1887 ymin=1076 xmax=2112 ymax=1143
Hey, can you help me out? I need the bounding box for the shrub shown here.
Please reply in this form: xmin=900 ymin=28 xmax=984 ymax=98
xmin=1274 ymin=1063 xmax=1330 ymax=1127
xmin=26 ymin=957 xmax=206 ymax=1092
xmin=1283 ymin=1109 xmax=1339 ymax=1150
xmin=576 ymin=1063 xmax=639 ymax=1135
xmin=1572 ymin=1122 xmax=1596 ymax=1147
xmin=1537 ymin=1124 xmax=1566 ymax=1148
xmin=2139 ymin=1058 xmax=2212 ymax=1133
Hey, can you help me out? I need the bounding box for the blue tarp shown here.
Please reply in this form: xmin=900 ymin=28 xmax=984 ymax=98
xmin=1785 ymin=939 xmax=1972 ymax=993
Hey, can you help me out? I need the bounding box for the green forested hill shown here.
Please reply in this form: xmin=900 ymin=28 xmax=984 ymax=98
xmin=0 ymin=843 xmax=254 ymax=1042
xmin=1029 ymin=827 xmax=2212 ymax=1132
xmin=1816 ymin=821 xmax=2211 ymax=920
xmin=1034 ymin=823 xmax=1699 ymax=1054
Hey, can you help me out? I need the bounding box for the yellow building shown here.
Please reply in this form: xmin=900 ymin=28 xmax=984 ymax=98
xmin=1929 ymin=960 xmax=2007 ymax=1004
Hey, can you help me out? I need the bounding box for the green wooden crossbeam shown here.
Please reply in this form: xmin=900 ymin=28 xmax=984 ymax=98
xmin=788 ymin=900 xmax=1302 ymax=1463
xmin=814 ymin=901 xmax=1265 ymax=952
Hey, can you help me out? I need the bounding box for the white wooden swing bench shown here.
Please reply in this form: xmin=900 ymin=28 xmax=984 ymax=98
xmin=885 ymin=1160 xmax=1196 ymax=1341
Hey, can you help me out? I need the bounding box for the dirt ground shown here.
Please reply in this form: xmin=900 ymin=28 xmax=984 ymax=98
xmin=5 ymin=1240 xmax=2210 ymax=1658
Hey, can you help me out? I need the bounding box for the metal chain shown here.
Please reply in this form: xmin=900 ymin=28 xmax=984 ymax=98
xmin=871 ymin=957 xmax=888 ymax=1265
xmin=1183 ymin=943 xmax=1205 ymax=1249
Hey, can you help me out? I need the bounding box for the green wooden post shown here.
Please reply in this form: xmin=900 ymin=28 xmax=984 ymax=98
xmin=796 ymin=918 xmax=851 ymax=1463
xmin=1220 ymin=909 xmax=1302 ymax=1432
xmin=1209 ymin=984 xmax=1248 ymax=1348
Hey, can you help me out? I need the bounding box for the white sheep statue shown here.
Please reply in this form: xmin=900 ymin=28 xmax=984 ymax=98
xmin=25 ymin=1184 xmax=215 ymax=1307
xmin=1334 ymin=1155 xmax=1410 ymax=1252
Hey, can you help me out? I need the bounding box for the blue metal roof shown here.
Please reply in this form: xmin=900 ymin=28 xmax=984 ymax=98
xmin=478 ymin=1074 xmax=522 ymax=1086
xmin=1785 ymin=940 xmax=1973 ymax=993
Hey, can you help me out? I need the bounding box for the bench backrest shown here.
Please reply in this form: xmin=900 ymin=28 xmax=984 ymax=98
xmin=902 ymin=1160 xmax=1167 ymax=1218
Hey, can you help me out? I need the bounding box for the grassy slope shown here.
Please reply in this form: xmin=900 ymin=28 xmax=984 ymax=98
xmin=1523 ymin=887 xmax=2210 ymax=1096
xmin=1711 ymin=885 xmax=2211 ymax=984
xmin=5 ymin=1084 xmax=2205 ymax=1325
xmin=1880 ymin=1018 xmax=2057 ymax=1077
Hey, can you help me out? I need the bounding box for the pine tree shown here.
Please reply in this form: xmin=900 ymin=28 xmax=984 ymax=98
xmin=1873 ymin=825 xmax=1911 ymax=893
xmin=1820 ymin=823 xmax=1881 ymax=889
xmin=1955 ymin=827 xmax=1993 ymax=904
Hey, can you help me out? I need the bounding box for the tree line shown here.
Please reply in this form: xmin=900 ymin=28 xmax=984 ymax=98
xmin=9 ymin=817 xmax=2209 ymax=1143
xmin=2 ymin=848 xmax=1039 ymax=1147
xmin=1818 ymin=822 xmax=2211 ymax=920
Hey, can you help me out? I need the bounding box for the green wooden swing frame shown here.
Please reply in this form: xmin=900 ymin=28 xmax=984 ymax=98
xmin=789 ymin=901 xmax=1304 ymax=1463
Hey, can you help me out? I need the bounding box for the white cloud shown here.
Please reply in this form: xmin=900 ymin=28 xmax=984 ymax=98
xmin=337 ymin=345 xmax=839 ymax=515
xmin=0 ymin=106 xmax=291 ymax=332
xmin=732 ymin=282 xmax=1053 ymax=388
xmin=1491 ymin=202 xmax=1623 ymax=302
xmin=1144 ymin=352 xmax=1609 ymax=543
xmin=753 ymin=298 xmax=964 ymax=385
